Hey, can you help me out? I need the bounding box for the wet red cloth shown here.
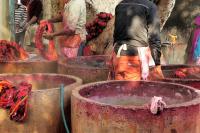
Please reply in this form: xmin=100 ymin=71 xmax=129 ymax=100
xmin=0 ymin=80 xmax=15 ymax=109
xmin=175 ymin=67 xmax=200 ymax=78
xmin=0 ymin=80 xmax=32 ymax=122
xmin=35 ymin=21 xmax=58 ymax=60
xmin=0 ymin=40 xmax=29 ymax=61
xmin=83 ymin=45 xmax=92 ymax=56
xmin=86 ymin=12 xmax=112 ymax=41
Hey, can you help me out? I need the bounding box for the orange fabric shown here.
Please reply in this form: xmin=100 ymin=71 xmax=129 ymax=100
xmin=114 ymin=56 xmax=141 ymax=80
xmin=35 ymin=21 xmax=58 ymax=60
xmin=62 ymin=34 xmax=81 ymax=48
xmin=148 ymin=65 xmax=164 ymax=80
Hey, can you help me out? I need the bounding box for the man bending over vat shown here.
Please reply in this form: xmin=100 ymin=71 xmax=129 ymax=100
xmin=112 ymin=0 xmax=164 ymax=80
xmin=23 ymin=0 xmax=43 ymax=52
xmin=42 ymin=0 xmax=86 ymax=58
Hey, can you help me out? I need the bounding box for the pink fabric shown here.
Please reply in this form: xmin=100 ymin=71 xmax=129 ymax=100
xmin=194 ymin=16 xmax=200 ymax=26
xmin=62 ymin=47 xmax=78 ymax=58
xmin=193 ymin=16 xmax=200 ymax=51
xmin=187 ymin=16 xmax=200 ymax=63
xmin=150 ymin=96 xmax=166 ymax=115
xmin=138 ymin=47 xmax=155 ymax=80
xmin=189 ymin=30 xmax=200 ymax=62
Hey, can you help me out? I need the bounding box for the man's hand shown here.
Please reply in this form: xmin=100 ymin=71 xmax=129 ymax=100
xmin=16 ymin=25 xmax=20 ymax=32
xmin=43 ymin=33 xmax=54 ymax=40
xmin=24 ymin=23 xmax=30 ymax=30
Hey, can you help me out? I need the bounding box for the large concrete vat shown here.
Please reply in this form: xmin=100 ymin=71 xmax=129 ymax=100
xmin=58 ymin=55 xmax=109 ymax=83
xmin=162 ymin=65 xmax=200 ymax=89
xmin=0 ymin=73 xmax=82 ymax=133
xmin=72 ymin=80 xmax=200 ymax=133
xmin=0 ymin=55 xmax=57 ymax=73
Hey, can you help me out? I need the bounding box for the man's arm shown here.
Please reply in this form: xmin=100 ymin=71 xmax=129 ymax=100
xmin=43 ymin=2 xmax=82 ymax=40
xmin=43 ymin=26 xmax=74 ymax=40
xmin=52 ymin=27 xmax=73 ymax=37
xmin=147 ymin=4 xmax=162 ymax=66
xmin=25 ymin=1 xmax=42 ymax=29
xmin=24 ymin=16 xmax=37 ymax=29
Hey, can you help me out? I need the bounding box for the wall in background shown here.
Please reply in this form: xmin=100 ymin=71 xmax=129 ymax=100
xmin=0 ymin=0 xmax=10 ymax=40
xmin=161 ymin=0 xmax=200 ymax=64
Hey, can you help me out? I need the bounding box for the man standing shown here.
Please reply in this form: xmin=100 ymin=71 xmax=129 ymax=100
xmin=14 ymin=0 xmax=27 ymax=46
xmin=23 ymin=0 xmax=43 ymax=51
xmin=42 ymin=0 xmax=86 ymax=58
xmin=113 ymin=0 xmax=163 ymax=80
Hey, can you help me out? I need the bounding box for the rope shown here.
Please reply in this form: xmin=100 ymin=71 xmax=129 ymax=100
xmin=60 ymin=84 xmax=70 ymax=133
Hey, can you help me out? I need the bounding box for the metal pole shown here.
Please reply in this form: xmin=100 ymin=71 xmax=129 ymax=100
xmin=9 ymin=0 xmax=15 ymax=41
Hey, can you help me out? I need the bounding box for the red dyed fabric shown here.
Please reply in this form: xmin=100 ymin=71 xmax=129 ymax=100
xmin=0 ymin=80 xmax=32 ymax=122
xmin=0 ymin=40 xmax=29 ymax=61
xmin=0 ymin=80 xmax=16 ymax=109
xmin=35 ymin=21 xmax=58 ymax=60
xmin=175 ymin=67 xmax=200 ymax=78
xmin=175 ymin=68 xmax=187 ymax=78
xmin=86 ymin=12 xmax=113 ymax=41
xmin=83 ymin=45 xmax=92 ymax=56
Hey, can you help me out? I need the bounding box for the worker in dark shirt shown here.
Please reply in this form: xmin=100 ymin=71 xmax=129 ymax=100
xmin=24 ymin=0 xmax=43 ymax=49
xmin=113 ymin=0 xmax=164 ymax=80
xmin=25 ymin=0 xmax=42 ymax=28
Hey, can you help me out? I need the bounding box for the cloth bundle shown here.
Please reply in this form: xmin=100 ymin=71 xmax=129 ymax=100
xmin=86 ymin=12 xmax=113 ymax=41
xmin=35 ymin=21 xmax=58 ymax=60
xmin=0 ymin=80 xmax=32 ymax=122
xmin=150 ymin=96 xmax=166 ymax=115
xmin=0 ymin=40 xmax=28 ymax=61
xmin=175 ymin=67 xmax=200 ymax=78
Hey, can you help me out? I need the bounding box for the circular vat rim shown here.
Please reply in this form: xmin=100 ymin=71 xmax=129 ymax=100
xmin=72 ymin=80 xmax=200 ymax=110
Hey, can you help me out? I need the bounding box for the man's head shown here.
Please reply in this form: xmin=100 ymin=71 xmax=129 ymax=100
xmin=21 ymin=0 xmax=29 ymax=6
xmin=15 ymin=0 xmax=20 ymax=7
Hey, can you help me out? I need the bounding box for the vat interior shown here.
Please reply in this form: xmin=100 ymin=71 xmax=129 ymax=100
xmin=79 ymin=81 xmax=198 ymax=106
xmin=163 ymin=80 xmax=200 ymax=90
xmin=0 ymin=74 xmax=75 ymax=90
xmin=61 ymin=56 xmax=108 ymax=68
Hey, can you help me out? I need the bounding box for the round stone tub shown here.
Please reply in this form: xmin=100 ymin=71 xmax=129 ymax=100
xmin=0 ymin=73 xmax=82 ymax=133
xmin=161 ymin=65 xmax=200 ymax=89
xmin=0 ymin=55 xmax=57 ymax=74
xmin=72 ymin=80 xmax=200 ymax=133
xmin=58 ymin=55 xmax=109 ymax=83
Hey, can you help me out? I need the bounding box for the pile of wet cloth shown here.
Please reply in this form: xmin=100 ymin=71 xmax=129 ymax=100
xmin=86 ymin=12 xmax=113 ymax=41
xmin=0 ymin=80 xmax=32 ymax=122
xmin=0 ymin=40 xmax=29 ymax=61
xmin=175 ymin=67 xmax=200 ymax=78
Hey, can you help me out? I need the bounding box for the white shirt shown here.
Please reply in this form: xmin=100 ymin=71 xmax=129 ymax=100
xmin=63 ymin=0 xmax=86 ymax=41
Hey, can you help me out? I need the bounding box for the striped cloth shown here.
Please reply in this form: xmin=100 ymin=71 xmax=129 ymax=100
xmin=15 ymin=4 xmax=27 ymax=33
